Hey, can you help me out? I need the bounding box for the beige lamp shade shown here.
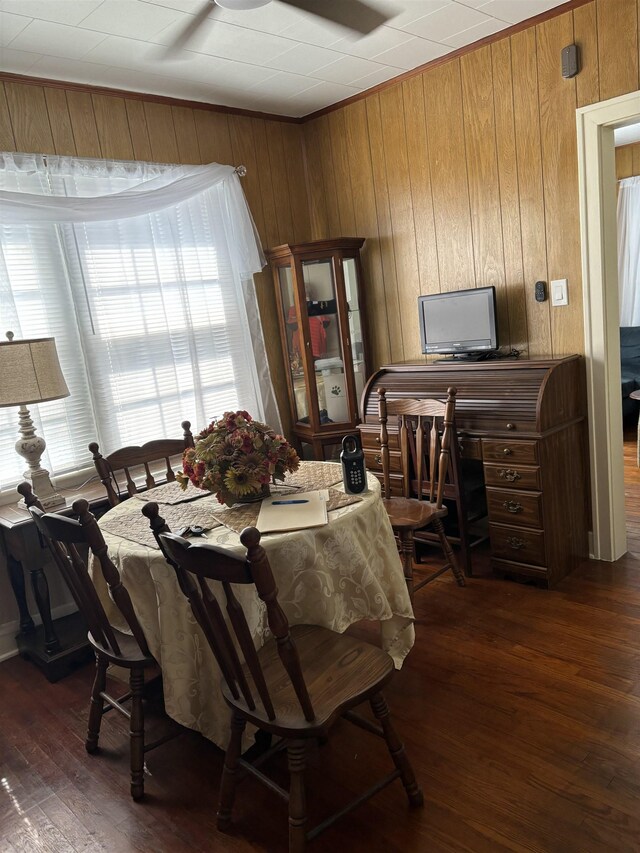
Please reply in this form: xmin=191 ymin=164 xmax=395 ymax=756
xmin=0 ymin=334 xmax=69 ymax=407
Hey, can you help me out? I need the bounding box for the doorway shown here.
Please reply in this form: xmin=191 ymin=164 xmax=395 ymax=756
xmin=616 ymin=124 xmax=640 ymax=555
xmin=577 ymin=89 xmax=640 ymax=561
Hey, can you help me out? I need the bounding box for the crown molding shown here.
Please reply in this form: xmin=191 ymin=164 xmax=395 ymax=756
xmin=0 ymin=71 xmax=304 ymax=124
xmin=304 ymin=0 xmax=594 ymax=121
xmin=0 ymin=0 xmax=594 ymax=126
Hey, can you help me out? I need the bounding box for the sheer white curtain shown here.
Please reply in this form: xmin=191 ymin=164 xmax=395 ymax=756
xmin=0 ymin=153 xmax=277 ymax=496
xmin=618 ymin=176 xmax=640 ymax=325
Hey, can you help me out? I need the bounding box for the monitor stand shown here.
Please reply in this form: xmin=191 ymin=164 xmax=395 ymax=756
xmin=434 ymin=352 xmax=492 ymax=364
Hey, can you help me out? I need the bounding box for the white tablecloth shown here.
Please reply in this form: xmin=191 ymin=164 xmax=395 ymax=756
xmin=94 ymin=468 xmax=414 ymax=747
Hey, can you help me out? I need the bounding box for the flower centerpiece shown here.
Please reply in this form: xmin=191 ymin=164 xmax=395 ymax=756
xmin=177 ymin=410 xmax=300 ymax=507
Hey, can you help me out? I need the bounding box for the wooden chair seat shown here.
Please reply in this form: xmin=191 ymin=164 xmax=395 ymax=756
xmin=222 ymin=624 xmax=394 ymax=736
xmin=382 ymin=497 xmax=447 ymax=531
xmin=88 ymin=627 xmax=156 ymax=669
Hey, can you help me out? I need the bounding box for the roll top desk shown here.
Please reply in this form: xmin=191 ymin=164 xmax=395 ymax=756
xmin=358 ymin=357 xmax=590 ymax=588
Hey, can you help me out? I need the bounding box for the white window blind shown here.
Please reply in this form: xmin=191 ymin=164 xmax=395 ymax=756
xmin=0 ymin=154 xmax=270 ymax=496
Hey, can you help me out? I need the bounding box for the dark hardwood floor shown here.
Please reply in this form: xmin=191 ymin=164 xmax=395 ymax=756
xmin=2 ymin=445 xmax=640 ymax=852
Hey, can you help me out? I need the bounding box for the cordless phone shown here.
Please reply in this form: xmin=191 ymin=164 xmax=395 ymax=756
xmin=340 ymin=434 xmax=367 ymax=494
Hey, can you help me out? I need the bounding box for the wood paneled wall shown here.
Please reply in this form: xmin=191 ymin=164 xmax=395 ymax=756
xmin=303 ymin=0 xmax=640 ymax=369
xmin=0 ymin=80 xmax=311 ymax=436
xmin=617 ymin=141 xmax=640 ymax=178
xmin=1 ymin=0 xmax=639 ymax=419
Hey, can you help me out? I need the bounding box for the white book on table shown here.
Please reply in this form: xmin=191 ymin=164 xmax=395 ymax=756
xmin=257 ymin=490 xmax=328 ymax=533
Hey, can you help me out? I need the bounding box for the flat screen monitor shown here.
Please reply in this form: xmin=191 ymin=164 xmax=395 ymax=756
xmin=418 ymin=286 xmax=498 ymax=359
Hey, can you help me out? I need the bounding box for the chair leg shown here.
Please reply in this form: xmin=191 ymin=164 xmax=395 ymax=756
xmin=432 ymin=518 xmax=465 ymax=587
xmin=397 ymin=530 xmax=415 ymax=599
xmin=370 ymin=693 xmax=423 ymax=808
xmin=287 ymin=740 xmax=308 ymax=853
xmin=217 ymin=712 xmax=247 ymax=831
xmin=86 ymin=654 xmax=108 ymax=754
xmin=129 ymin=667 xmax=145 ymax=800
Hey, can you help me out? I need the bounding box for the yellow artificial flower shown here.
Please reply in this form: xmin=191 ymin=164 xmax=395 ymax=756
xmin=224 ymin=466 xmax=260 ymax=496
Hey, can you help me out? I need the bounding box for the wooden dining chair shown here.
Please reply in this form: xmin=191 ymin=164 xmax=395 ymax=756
xmin=378 ymin=386 xmax=466 ymax=598
xmin=19 ymin=482 xmax=174 ymax=801
xmin=89 ymin=420 xmax=195 ymax=507
xmin=142 ymin=502 xmax=423 ymax=853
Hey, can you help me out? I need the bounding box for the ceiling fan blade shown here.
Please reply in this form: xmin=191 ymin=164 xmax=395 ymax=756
xmin=282 ymin=0 xmax=390 ymax=35
xmin=163 ymin=0 xmax=217 ymax=57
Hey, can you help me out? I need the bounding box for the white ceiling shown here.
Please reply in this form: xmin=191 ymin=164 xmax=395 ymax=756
xmin=0 ymin=0 xmax=569 ymax=117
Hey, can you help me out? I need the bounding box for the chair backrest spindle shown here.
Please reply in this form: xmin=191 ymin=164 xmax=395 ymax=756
xmin=241 ymin=527 xmax=314 ymax=722
xmin=378 ymin=387 xmax=391 ymax=500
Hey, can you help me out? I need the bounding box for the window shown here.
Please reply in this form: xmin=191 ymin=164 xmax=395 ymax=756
xmin=0 ymin=154 xmax=267 ymax=496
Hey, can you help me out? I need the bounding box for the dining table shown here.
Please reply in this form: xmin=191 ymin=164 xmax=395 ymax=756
xmin=93 ymin=461 xmax=414 ymax=748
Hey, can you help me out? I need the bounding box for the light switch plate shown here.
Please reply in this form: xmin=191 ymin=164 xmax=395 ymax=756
xmin=551 ymin=278 xmax=568 ymax=306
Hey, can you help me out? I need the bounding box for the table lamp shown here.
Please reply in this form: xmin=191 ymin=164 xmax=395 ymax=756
xmin=0 ymin=331 xmax=70 ymax=509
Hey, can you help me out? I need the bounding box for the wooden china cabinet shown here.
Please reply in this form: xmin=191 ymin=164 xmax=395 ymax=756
xmin=266 ymin=238 xmax=370 ymax=460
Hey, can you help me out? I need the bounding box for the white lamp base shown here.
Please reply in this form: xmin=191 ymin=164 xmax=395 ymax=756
xmin=15 ymin=404 xmax=66 ymax=511
xmin=18 ymin=468 xmax=66 ymax=511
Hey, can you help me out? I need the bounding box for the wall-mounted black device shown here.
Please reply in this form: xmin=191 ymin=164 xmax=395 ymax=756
xmin=340 ymin=434 xmax=367 ymax=494
xmin=535 ymin=281 xmax=547 ymax=302
xmin=561 ymin=44 xmax=579 ymax=79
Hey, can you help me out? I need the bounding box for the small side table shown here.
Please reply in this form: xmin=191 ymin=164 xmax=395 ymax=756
xmin=0 ymin=482 xmax=107 ymax=682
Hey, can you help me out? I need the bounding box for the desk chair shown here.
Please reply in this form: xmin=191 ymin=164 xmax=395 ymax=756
xmin=20 ymin=483 xmax=173 ymax=800
xmin=89 ymin=420 xmax=194 ymax=507
xmin=378 ymin=387 xmax=466 ymax=598
xmin=144 ymin=502 xmax=422 ymax=853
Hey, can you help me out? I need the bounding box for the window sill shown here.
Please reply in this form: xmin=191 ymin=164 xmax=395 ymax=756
xmin=0 ymin=466 xmax=98 ymax=508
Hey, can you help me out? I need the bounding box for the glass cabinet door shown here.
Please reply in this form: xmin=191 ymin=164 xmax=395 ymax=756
xmin=277 ymin=264 xmax=308 ymax=422
xmin=342 ymin=256 xmax=366 ymax=409
xmin=268 ymin=238 xmax=367 ymax=460
xmin=300 ymin=257 xmax=349 ymax=427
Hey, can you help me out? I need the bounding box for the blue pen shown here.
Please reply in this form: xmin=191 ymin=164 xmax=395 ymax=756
xmin=272 ymin=499 xmax=309 ymax=505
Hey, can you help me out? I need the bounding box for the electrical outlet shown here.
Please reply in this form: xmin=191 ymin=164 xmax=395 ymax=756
xmin=551 ymin=279 xmax=568 ymax=306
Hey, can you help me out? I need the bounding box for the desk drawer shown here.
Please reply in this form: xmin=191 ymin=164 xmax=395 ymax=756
xmin=486 ymin=488 xmax=543 ymax=528
xmin=458 ymin=436 xmax=482 ymax=460
xmin=489 ymin=523 xmax=546 ymax=567
xmin=482 ymin=439 xmax=538 ymax=465
xmin=364 ymin=449 xmax=402 ymax=473
xmin=491 ymin=557 xmax=549 ymax=582
xmin=360 ymin=428 xmax=399 ymax=451
xmin=483 ymin=463 xmax=541 ymax=491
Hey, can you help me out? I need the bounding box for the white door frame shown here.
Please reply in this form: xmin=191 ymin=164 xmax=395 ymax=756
xmin=577 ymin=89 xmax=640 ymax=561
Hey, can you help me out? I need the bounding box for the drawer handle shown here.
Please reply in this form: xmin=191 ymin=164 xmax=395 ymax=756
xmin=502 ymin=447 xmax=512 ymax=456
xmin=506 ymin=536 xmax=528 ymax=550
xmin=499 ymin=469 xmax=521 ymax=482
xmin=375 ymin=436 xmax=380 ymax=444
xmin=503 ymin=500 xmax=523 ymax=514
xmin=506 ymin=423 xmax=515 ymax=431
xmin=375 ymin=454 xmax=382 ymax=465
